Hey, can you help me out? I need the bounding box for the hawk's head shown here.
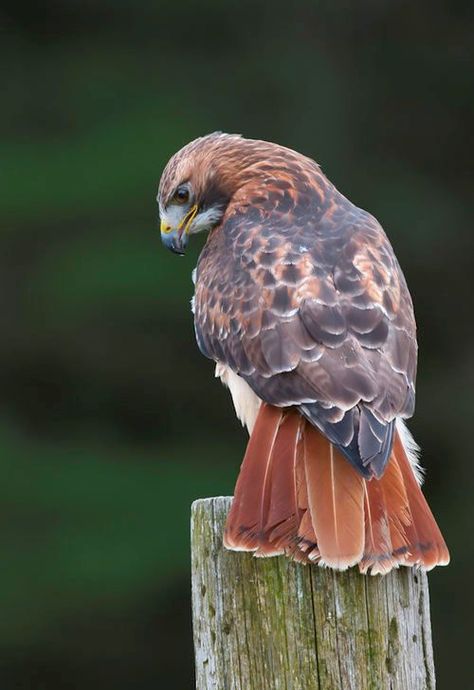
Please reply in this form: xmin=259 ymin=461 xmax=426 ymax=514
xmin=157 ymin=132 xmax=244 ymax=254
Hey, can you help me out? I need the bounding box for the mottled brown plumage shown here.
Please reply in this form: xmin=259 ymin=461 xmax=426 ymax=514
xmin=158 ymin=132 xmax=449 ymax=572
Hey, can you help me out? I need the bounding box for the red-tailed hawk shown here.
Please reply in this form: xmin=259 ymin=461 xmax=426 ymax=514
xmin=157 ymin=132 xmax=449 ymax=574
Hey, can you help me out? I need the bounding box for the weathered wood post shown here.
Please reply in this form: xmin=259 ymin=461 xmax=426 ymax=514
xmin=191 ymin=496 xmax=436 ymax=690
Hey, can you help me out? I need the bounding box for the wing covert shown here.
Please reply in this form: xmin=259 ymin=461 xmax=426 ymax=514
xmin=194 ymin=177 xmax=417 ymax=477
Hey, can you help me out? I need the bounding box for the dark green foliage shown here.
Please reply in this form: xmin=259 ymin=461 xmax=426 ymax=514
xmin=1 ymin=1 xmax=473 ymax=687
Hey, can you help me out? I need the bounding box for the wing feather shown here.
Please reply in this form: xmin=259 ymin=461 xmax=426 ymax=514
xmin=194 ymin=161 xmax=417 ymax=477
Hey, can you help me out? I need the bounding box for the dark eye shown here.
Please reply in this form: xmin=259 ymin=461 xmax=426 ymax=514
xmin=173 ymin=186 xmax=190 ymax=204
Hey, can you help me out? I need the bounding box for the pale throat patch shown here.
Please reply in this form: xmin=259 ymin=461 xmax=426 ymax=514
xmin=159 ymin=204 xmax=224 ymax=236
xmin=189 ymin=205 xmax=224 ymax=234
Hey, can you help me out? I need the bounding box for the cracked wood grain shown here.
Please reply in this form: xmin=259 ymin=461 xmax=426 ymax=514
xmin=191 ymin=497 xmax=435 ymax=690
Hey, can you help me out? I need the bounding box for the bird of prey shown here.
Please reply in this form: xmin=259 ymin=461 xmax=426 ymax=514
xmin=157 ymin=132 xmax=449 ymax=573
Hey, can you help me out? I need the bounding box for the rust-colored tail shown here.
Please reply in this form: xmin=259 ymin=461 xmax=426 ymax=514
xmin=224 ymin=404 xmax=450 ymax=573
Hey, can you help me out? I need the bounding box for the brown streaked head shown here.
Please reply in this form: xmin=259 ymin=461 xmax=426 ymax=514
xmin=157 ymin=132 xmax=242 ymax=254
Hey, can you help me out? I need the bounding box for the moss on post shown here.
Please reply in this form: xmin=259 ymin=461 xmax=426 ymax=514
xmin=191 ymin=496 xmax=436 ymax=690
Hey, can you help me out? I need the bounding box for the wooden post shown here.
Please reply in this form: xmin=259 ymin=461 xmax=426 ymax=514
xmin=191 ymin=496 xmax=436 ymax=690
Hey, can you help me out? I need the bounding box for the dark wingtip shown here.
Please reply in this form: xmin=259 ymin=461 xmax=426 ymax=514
xmin=299 ymin=402 xmax=395 ymax=479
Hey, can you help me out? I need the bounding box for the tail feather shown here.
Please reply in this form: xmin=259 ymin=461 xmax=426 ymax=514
xmin=360 ymin=453 xmax=413 ymax=574
xmin=304 ymin=424 xmax=365 ymax=569
xmin=295 ymin=446 xmax=320 ymax=562
xmin=360 ymin=481 xmax=394 ymax=575
xmin=224 ymin=403 xmax=450 ymax=573
xmin=393 ymin=433 xmax=450 ymax=569
xmin=223 ymin=404 xmax=283 ymax=553
xmin=262 ymin=412 xmax=302 ymax=553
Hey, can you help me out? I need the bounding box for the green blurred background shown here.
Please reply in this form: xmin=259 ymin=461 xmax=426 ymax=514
xmin=1 ymin=1 xmax=473 ymax=687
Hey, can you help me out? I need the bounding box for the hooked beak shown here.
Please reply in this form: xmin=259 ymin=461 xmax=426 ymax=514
xmin=160 ymin=204 xmax=198 ymax=255
xmin=160 ymin=221 xmax=188 ymax=255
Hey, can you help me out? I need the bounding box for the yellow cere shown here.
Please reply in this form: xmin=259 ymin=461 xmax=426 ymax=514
xmin=160 ymin=220 xmax=173 ymax=234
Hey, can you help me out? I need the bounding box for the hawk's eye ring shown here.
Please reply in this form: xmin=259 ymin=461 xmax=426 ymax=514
xmin=173 ymin=186 xmax=190 ymax=204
